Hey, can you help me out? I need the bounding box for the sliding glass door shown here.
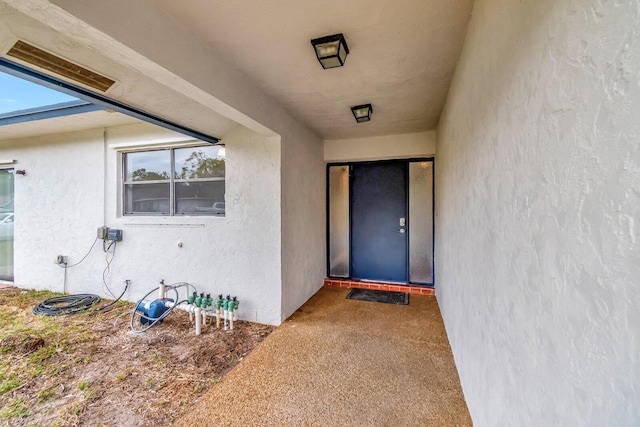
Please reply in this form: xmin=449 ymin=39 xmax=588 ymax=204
xmin=0 ymin=169 xmax=14 ymax=281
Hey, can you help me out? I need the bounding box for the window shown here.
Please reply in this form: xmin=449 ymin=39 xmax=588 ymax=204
xmin=0 ymin=169 xmax=14 ymax=281
xmin=123 ymin=145 xmax=225 ymax=216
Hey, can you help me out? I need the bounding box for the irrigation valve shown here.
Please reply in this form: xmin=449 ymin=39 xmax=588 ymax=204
xmin=131 ymin=284 xmax=240 ymax=335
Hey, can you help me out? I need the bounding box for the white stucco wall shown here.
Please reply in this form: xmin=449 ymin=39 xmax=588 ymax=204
xmin=436 ymin=1 xmax=640 ymax=426
xmin=5 ymin=129 xmax=105 ymax=293
xmin=1 ymin=0 xmax=328 ymax=324
xmin=0 ymin=122 xmax=284 ymax=325
xmin=280 ymin=124 xmax=326 ymax=321
xmin=324 ymin=131 xmax=436 ymax=162
xmin=36 ymin=0 xmax=328 ymax=323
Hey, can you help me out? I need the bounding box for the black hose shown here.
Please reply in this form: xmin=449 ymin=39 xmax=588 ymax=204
xmin=33 ymin=282 xmax=129 ymax=316
xmin=95 ymin=281 xmax=129 ymax=313
xmin=33 ymin=294 xmax=101 ymax=316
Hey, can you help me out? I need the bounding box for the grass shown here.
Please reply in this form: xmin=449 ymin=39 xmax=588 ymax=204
xmin=29 ymin=343 xmax=59 ymax=363
xmin=37 ymin=386 xmax=56 ymax=402
xmin=0 ymin=288 xmax=130 ymax=425
xmin=115 ymin=370 xmax=130 ymax=382
xmin=0 ymin=398 xmax=32 ymax=419
xmin=0 ymin=287 xmax=273 ymax=426
xmin=151 ymin=350 xmax=167 ymax=364
xmin=0 ymin=377 xmax=19 ymax=393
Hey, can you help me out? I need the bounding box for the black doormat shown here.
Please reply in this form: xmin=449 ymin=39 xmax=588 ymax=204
xmin=346 ymin=288 xmax=409 ymax=305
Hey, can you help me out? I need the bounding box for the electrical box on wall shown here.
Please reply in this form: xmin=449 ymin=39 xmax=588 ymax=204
xmin=97 ymin=226 xmax=108 ymax=239
xmin=97 ymin=226 xmax=123 ymax=241
xmin=107 ymin=229 xmax=123 ymax=242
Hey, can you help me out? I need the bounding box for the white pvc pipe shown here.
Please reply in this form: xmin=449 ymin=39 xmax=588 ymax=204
xmin=195 ymin=307 xmax=202 ymax=335
xmin=164 ymin=301 xmax=235 ymax=334
xmin=164 ymin=302 xmax=213 ymax=335
xmin=168 ymin=303 xmax=215 ymax=316
xmin=166 ymin=302 xmax=194 ymax=313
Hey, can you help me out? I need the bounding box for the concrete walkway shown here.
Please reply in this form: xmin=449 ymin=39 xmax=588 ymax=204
xmin=174 ymin=287 xmax=472 ymax=427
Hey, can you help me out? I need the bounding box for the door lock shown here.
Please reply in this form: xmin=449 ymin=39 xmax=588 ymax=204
xmin=399 ymin=228 xmax=406 ymax=234
xmin=399 ymin=217 xmax=406 ymax=226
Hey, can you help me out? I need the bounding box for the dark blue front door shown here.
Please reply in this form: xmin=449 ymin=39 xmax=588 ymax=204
xmin=351 ymin=162 xmax=407 ymax=283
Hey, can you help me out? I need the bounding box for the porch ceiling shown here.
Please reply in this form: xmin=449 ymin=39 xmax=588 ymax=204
xmin=0 ymin=1 xmax=472 ymax=141
xmin=155 ymin=0 xmax=473 ymax=139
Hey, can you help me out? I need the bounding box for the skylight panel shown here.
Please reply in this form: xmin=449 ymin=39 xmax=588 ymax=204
xmin=0 ymin=70 xmax=79 ymax=115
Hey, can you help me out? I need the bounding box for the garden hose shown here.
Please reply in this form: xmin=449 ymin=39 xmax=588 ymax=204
xmin=33 ymin=294 xmax=101 ymax=316
xmin=33 ymin=281 xmax=129 ymax=316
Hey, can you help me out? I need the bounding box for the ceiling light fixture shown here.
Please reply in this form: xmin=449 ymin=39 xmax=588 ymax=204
xmin=351 ymin=104 xmax=373 ymax=123
xmin=310 ymin=33 xmax=349 ymax=69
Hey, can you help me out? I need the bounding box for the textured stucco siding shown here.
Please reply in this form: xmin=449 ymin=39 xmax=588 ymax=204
xmin=3 ymin=0 xmax=329 ymax=325
xmin=1 ymin=123 xmax=284 ymax=325
xmin=7 ymin=129 xmax=105 ymax=293
xmin=279 ymin=124 xmax=326 ymax=322
xmin=436 ymin=1 xmax=640 ymax=426
xmin=44 ymin=0 xmax=327 ymax=324
xmin=324 ymin=131 xmax=436 ymax=162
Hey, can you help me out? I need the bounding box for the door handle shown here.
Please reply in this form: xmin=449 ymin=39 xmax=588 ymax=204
xmin=399 ymin=228 xmax=405 ymax=234
xmin=399 ymin=217 xmax=406 ymax=226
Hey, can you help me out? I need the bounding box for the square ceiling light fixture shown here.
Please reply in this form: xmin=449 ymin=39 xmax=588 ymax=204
xmin=311 ymin=33 xmax=349 ymax=69
xmin=351 ymin=104 xmax=373 ymax=123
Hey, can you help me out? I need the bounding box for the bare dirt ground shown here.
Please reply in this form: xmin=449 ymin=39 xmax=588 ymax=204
xmin=0 ymin=287 xmax=274 ymax=427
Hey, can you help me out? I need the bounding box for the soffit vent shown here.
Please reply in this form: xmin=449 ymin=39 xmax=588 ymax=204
xmin=6 ymin=40 xmax=116 ymax=92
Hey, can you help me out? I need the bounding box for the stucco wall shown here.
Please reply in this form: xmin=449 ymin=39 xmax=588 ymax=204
xmin=436 ymin=1 xmax=640 ymax=426
xmin=0 ymin=122 xmax=284 ymax=325
xmin=4 ymin=0 xmax=328 ymax=325
xmin=280 ymin=125 xmax=325 ymax=322
xmin=324 ymin=131 xmax=436 ymax=162
xmin=5 ymin=129 xmax=105 ymax=292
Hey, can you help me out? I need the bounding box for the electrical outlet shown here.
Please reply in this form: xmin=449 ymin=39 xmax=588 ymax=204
xmin=54 ymin=255 xmax=67 ymax=265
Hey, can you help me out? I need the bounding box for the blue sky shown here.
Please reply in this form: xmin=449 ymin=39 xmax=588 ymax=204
xmin=0 ymin=71 xmax=78 ymax=115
